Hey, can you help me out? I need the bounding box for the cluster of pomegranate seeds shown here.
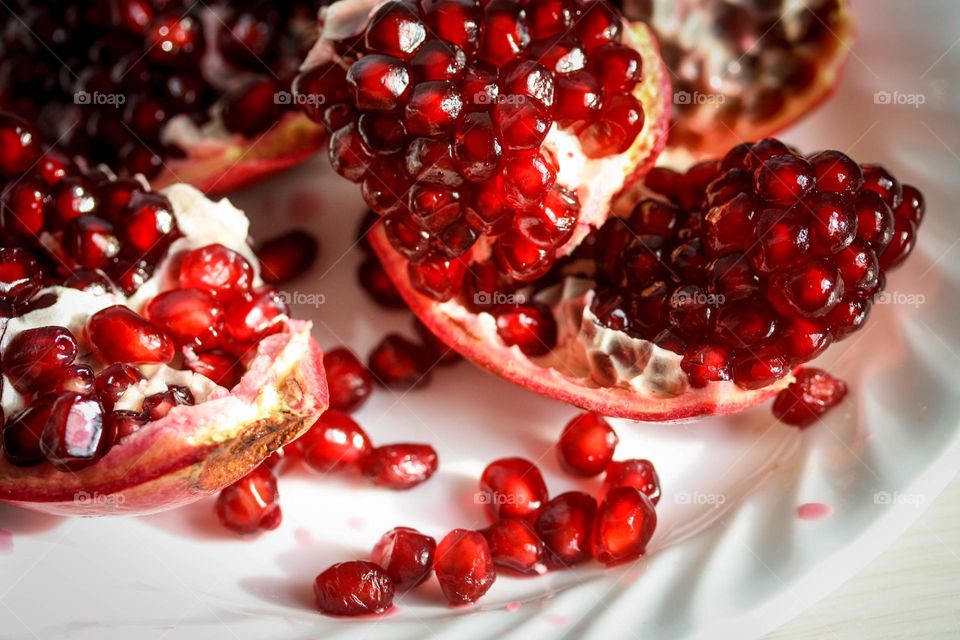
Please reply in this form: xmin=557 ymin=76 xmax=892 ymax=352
xmin=215 ymin=465 xmax=283 ymax=534
xmin=0 ymin=1 xmax=320 ymax=179
xmin=565 ymin=139 xmax=925 ymax=390
xmin=295 ymin=0 xmax=647 ymax=300
xmin=772 ymin=367 xmax=848 ymax=427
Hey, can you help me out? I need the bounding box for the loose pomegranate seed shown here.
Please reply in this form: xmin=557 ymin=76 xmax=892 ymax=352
xmin=178 ymin=244 xmax=254 ymax=302
xmin=2 ymin=401 xmax=53 ymax=466
xmin=534 ymin=491 xmax=597 ymax=566
xmin=482 ymin=518 xmax=546 ymax=574
xmin=87 ymin=306 xmax=175 ymax=364
xmin=593 ymin=486 xmax=657 ymax=565
xmin=371 ymin=527 xmax=436 ymax=590
xmin=215 ymin=466 xmax=282 ymax=535
xmin=557 ymin=412 xmax=619 ymax=477
xmin=314 ymin=561 xmax=395 ymax=616
xmin=602 ymin=459 xmax=661 ymax=504
xmin=772 ymin=368 xmax=849 ymax=428
xmin=296 ymin=411 xmax=372 ymax=473
xmin=493 ymin=303 xmax=558 ymax=357
xmin=434 ymin=529 xmax=496 ymax=605
xmin=146 ymin=289 xmax=223 ymax=350
xmin=222 ymin=289 xmax=288 ymax=343
xmin=360 ymin=444 xmax=438 ymax=489
xmin=359 ymin=258 xmax=406 ymax=309
xmin=94 ymin=363 xmax=145 ymax=411
xmin=368 ymin=334 xmax=434 ymax=389
xmin=40 ymin=394 xmax=109 ymax=471
xmin=256 ymin=230 xmax=318 ymax=284
xmin=4 ymin=326 xmax=79 ymax=394
xmin=323 ymin=348 xmax=374 ymax=413
xmin=479 ymin=457 xmax=548 ymax=521
xmin=0 ymin=247 xmax=41 ymax=304
xmin=141 ymin=386 xmax=195 ymax=421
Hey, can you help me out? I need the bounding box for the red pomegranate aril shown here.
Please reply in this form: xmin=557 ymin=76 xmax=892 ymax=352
xmin=0 ymin=113 xmax=40 ymax=176
xmin=3 ymin=179 xmax=47 ymax=237
xmin=297 ymin=411 xmax=372 ymax=473
xmin=360 ymin=444 xmax=438 ymax=489
xmin=347 ymin=54 xmax=412 ymax=111
xmin=294 ymin=63 xmax=350 ymax=125
xmin=454 ymin=112 xmax=502 ymax=182
xmin=577 ymin=1 xmax=624 ymax=51
xmin=773 ymin=367 xmax=848 ymax=427
xmin=493 ymin=303 xmax=558 ymax=357
xmin=880 ymin=217 xmax=918 ymax=270
xmin=754 ymin=155 xmax=815 ymax=206
xmin=218 ymin=10 xmax=274 ymax=64
xmin=40 ymin=393 xmax=108 ymax=471
xmin=314 ymin=561 xmax=395 ymax=617
xmin=515 ymin=186 xmax=579 ymax=248
xmin=2 ymin=401 xmax=52 ymax=466
xmin=87 ymin=306 xmax=174 ymax=365
xmin=434 ymin=529 xmax=496 ymax=605
xmin=530 ymin=36 xmax=587 ymax=74
xmin=146 ymin=15 xmax=204 ymax=67
xmin=371 ymin=527 xmax=436 ymax=590
xmin=122 ymin=192 xmax=178 ymax=259
xmin=141 ymin=386 xmax=195 ymax=421
xmin=578 ymin=94 xmax=645 ymax=158
xmin=406 ymin=138 xmax=462 ymax=186
xmin=768 ymin=259 xmax=844 ymax=319
xmin=50 ymin=364 xmax=96 ymax=397
xmin=222 ymin=289 xmax=287 ymax=343
xmin=329 ymin=123 xmax=376 ymax=181
xmin=590 ymin=43 xmax=642 ymax=93
xmin=808 ymin=150 xmax=863 ymax=195
xmin=409 ymin=252 xmax=466 ymax=301
xmin=146 ymin=288 xmax=223 ymax=350
xmin=558 ymin=412 xmax=619 ymax=477
xmin=368 ymin=334 xmax=434 ymax=389
xmin=411 ymin=39 xmax=468 ymax=82
xmin=185 ymin=351 xmax=242 ymax=388
xmin=731 ymin=349 xmax=790 ymax=390
xmin=825 ymin=296 xmax=870 ymax=340
xmin=553 ymin=71 xmax=603 ymax=126
xmin=365 ymin=1 xmax=426 ymax=59
xmin=94 ymin=363 xmax=145 ymax=411
xmin=482 ymin=518 xmax=545 ymax=574
xmin=256 ymin=230 xmax=318 ymax=285
xmin=62 ymin=216 xmax=120 ymax=269
xmin=680 ymin=343 xmax=730 ymax=388
xmin=502 ymin=59 xmax=555 ymax=109
xmin=421 ymin=0 xmax=481 ymax=54
xmin=480 ymin=0 xmax=530 ymax=66
xmin=479 ymin=457 xmax=548 ymax=521
xmin=806 ymin=191 xmax=857 ymax=252
xmin=834 ymin=241 xmax=879 ymax=292
xmin=4 ymin=326 xmax=79 ymax=394
xmin=358 ymin=113 xmax=408 ymax=155
xmin=602 ymin=459 xmax=661 ymax=504
xmin=861 ymin=164 xmax=902 ymax=208
xmin=535 ymin=491 xmax=598 ymax=567
xmin=751 ymin=210 xmax=812 ymax=273
xmin=105 ymin=409 xmax=149 ymax=441
xmin=527 ymin=0 xmax=575 ymax=40
xmin=503 ymin=152 xmax=556 ymax=210
xmin=409 ymin=184 xmax=463 ymax=232
xmin=854 ymin=190 xmax=895 ymax=252
xmin=109 ymin=259 xmax=153 ymax=296
xmin=177 ymin=244 xmax=254 ymax=303
xmin=215 ymin=466 xmax=282 ymax=535
xmin=593 ymin=486 xmax=657 ymax=565
xmin=323 ymin=348 xmax=374 ymax=413
xmin=52 ymin=177 xmax=97 ymax=226
xmin=492 ymin=96 xmax=551 ymax=151
xmin=897 ymin=185 xmax=925 ymax=225
xmin=404 ymin=81 xmax=464 ymax=136
xmin=0 ymin=248 xmax=41 ymax=304
xmin=714 ymin=301 xmax=779 ymax=348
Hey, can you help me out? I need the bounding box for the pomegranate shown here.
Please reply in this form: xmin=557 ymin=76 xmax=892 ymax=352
xmin=0 ymin=113 xmax=328 ymax=515
xmin=772 ymin=367 xmax=848 ymax=427
xmin=373 ymin=139 xmax=925 ymax=420
xmin=0 ymin=2 xmax=329 ymax=194
xmin=593 ymin=486 xmax=657 ymax=565
xmin=434 ymin=528 xmax=496 ymax=605
xmin=371 ymin=526 xmax=436 ymax=590
xmin=616 ymin=0 xmax=855 ymax=155
xmin=314 ymin=561 xmax=395 ymax=616
xmin=557 ymin=412 xmax=619 ymax=477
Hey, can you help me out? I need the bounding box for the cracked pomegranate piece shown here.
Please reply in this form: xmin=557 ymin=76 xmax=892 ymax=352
xmin=593 ymin=486 xmax=657 ymax=565
xmin=535 ymin=491 xmax=598 ymax=567
xmin=773 ymin=367 xmax=848 ymax=427
xmin=0 ymin=113 xmax=328 ymax=515
xmin=0 ymin=2 xmax=327 ymax=194
xmin=215 ymin=466 xmax=282 ymax=535
xmin=376 ymin=137 xmax=925 ymax=420
xmin=296 ymin=411 xmax=372 ymax=473
xmin=557 ymin=412 xmax=619 ymax=477
xmin=371 ymin=526 xmax=437 ymax=590
xmin=314 ymin=561 xmax=395 ymax=617
xmin=434 ymin=529 xmax=496 ymax=605
xmin=602 ymin=459 xmax=661 ymax=504
xmin=482 ymin=518 xmax=546 ymax=574
xmin=360 ymin=444 xmax=438 ymax=489
xmin=323 ymin=348 xmax=374 ymax=412
xmin=479 ymin=457 xmax=548 ymax=521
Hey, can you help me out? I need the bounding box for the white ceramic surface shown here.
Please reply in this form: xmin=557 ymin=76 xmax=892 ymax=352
xmin=1 ymin=1 xmax=959 ymax=638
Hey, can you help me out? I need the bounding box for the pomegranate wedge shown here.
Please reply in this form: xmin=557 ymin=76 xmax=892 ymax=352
xmin=373 ymin=139 xmax=923 ymax=420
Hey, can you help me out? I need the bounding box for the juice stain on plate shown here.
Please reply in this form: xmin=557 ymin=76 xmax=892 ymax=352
xmin=0 ymin=529 xmax=12 ymax=553
xmin=505 ymin=601 xmax=522 ymax=613
xmin=797 ymin=502 xmax=833 ymax=520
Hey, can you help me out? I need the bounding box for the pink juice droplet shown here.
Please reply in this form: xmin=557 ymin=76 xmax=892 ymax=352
xmin=506 ymin=601 xmax=522 ymax=613
xmin=797 ymin=502 xmax=833 ymax=521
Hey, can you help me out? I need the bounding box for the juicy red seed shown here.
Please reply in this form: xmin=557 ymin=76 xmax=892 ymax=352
xmin=590 ymin=43 xmax=642 ymax=92
xmin=557 ymin=412 xmax=619 ymax=477
xmin=0 ymin=247 xmax=41 ymax=303
xmin=178 ymin=244 xmax=254 ymax=302
xmin=256 ymin=230 xmax=319 ymax=285
xmin=218 ymin=10 xmax=274 ymax=64
xmin=502 ymin=59 xmax=555 ymax=109
xmin=146 ymin=289 xmax=222 ymax=350
xmin=296 ymin=410 xmax=372 ymax=473
xmin=553 ymin=71 xmax=603 ymax=126
xmin=861 ymin=164 xmax=902 ymax=208
xmin=62 ymin=216 xmax=121 ymax=269
xmin=825 ymin=296 xmax=870 ymax=340
xmin=360 ymin=443 xmax=438 ymax=489
xmin=705 ymin=169 xmax=753 ymax=207
xmin=51 ymin=365 xmax=96 ymax=397
xmin=779 ymin=318 xmax=832 ymax=364
xmin=323 ymin=348 xmax=374 ymax=412
xmin=460 ymin=63 xmax=500 ymax=110
xmin=602 ymin=459 xmax=661 ymax=504
xmin=773 ymin=368 xmax=849 ymax=427
xmin=493 ymin=303 xmax=558 ymax=357
xmin=482 ymin=518 xmax=545 ymax=574
xmin=0 ymin=113 xmax=40 ymax=176
xmin=215 ymin=466 xmax=281 ymax=535
xmin=94 ymin=363 xmax=145 ymax=411
xmin=731 ymin=349 xmax=790 ymax=390
xmin=578 ymin=94 xmax=645 ymax=158
xmin=314 ymin=561 xmax=395 ymax=616
xmin=479 ymin=457 xmax=548 ymax=521
xmin=405 ymin=137 xmax=461 ymax=185
xmin=405 ymin=81 xmax=465 ymax=136
xmin=806 ymin=191 xmax=857 ymax=252
xmin=141 ymin=386 xmax=194 ymax=421
xmin=854 ymin=190 xmax=895 ymax=251
xmin=492 ymin=95 xmax=551 ymax=151
xmin=146 ymin=15 xmax=204 ymax=66
xmin=577 ymin=1 xmax=624 ymax=51
xmin=185 ymin=351 xmax=243 ymax=388
xmin=527 ymin=0 xmax=576 ymax=40
xmin=365 ymin=1 xmax=426 ymax=59
xmin=535 ymin=491 xmax=598 ymax=567
xmin=2 ymin=401 xmax=52 ymax=466
xmin=105 ymin=410 xmax=147 ymax=441
xmin=454 ymin=112 xmax=503 ymax=182
xmin=408 ymin=252 xmax=466 ymax=301
xmin=4 ymin=179 xmax=47 ymax=237
xmin=434 ymin=529 xmax=496 ymax=605
xmin=409 ymin=184 xmax=463 ymax=231
xmin=495 ymin=229 xmax=553 ymax=282
xmin=109 ymin=260 xmax=153 ymax=296
xmin=593 ymin=486 xmax=657 ymax=565
xmin=752 ymin=210 xmax=812 ymax=273
xmin=502 ymin=152 xmax=556 ymax=209
xmin=87 ymin=305 xmax=175 ymax=364
xmin=480 ymin=0 xmax=530 ymax=66
xmin=880 ymin=217 xmax=918 ymax=270
xmin=808 ymin=150 xmax=863 ymax=195
xmin=530 ymin=36 xmax=587 ymax=74
xmin=768 ymin=259 xmax=844 ymax=319
xmin=371 ymin=527 xmax=436 ymax=590
xmin=122 ymin=192 xmax=179 ymax=258
xmin=680 ymin=343 xmax=730 ymax=388
xmin=346 ymin=54 xmax=412 ymax=111
xmin=359 ymin=256 xmax=406 ymax=308
xmin=714 ymin=302 xmax=779 ymax=347
xmin=222 ymin=289 xmax=288 ymax=343
xmin=411 ymin=39 xmax=467 ymax=82
xmin=515 ymin=186 xmax=579 ymax=248
xmin=834 ymin=241 xmax=879 ymax=291
xmin=293 ymin=63 xmax=350 ymax=124
xmin=754 ymin=155 xmax=815 ymax=206
xmin=422 ymin=0 xmax=481 ymax=54
xmin=40 ymin=393 xmax=109 ymax=471
xmin=4 ymin=326 xmax=78 ymax=394
xmin=368 ymin=334 xmax=434 ymax=389
xmin=358 ymin=112 xmax=409 ymax=154
xmin=896 ymin=184 xmax=925 ymax=224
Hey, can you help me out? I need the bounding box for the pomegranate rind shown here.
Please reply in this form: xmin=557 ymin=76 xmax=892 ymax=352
xmin=0 ymin=321 xmax=328 ymax=515
xmin=372 ymin=230 xmax=790 ymax=421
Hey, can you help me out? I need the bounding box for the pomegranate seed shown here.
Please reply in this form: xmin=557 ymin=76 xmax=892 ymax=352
xmin=293 ymin=63 xmax=350 ymax=124
xmin=87 ymin=306 xmax=174 ymax=364
xmin=109 ymin=260 xmax=153 ymax=296
xmin=360 ymin=444 xmax=438 ymax=489
xmin=854 ymin=190 xmax=895 ymax=252
xmin=460 ymin=63 xmax=500 ymax=111
xmin=178 ymin=243 xmax=254 ymax=303
xmin=557 ymin=412 xmax=619 ymax=477
xmin=578 ymin=94 xmax=645 ymax=158
xmin=40 ymin=393 xmax=109 ymax=471
xmin=554 ymin=70 xmax=603 ymax=126
xmin=492 ymin=95 xmax=550 ymax=151
xmin=479 ymin=457 xmax=548 ymax=521
xmin=215 ymin=466 xmax=282 ymax=535
xmin=752 ymin=210 xmax=812 ymax=273
xmin=754 ymin=155 xmax=815 ymax=206
xmin=495 ymin=229 xmax=553 ymax=282
xmin=896 ymin=184 xmax=925 ymax=224
xmin=482 ymin=518 xmax=546 ymax=574
xmin=296 ymin=411 xmax=372 ymax=473
xmin=50 ymin=364 xmax=96 ymax=397
xmin=493 ymin=303 xmax=558 ymax=357
xmin=577 ymin=1 xmax=623 ymax=51
xmin=141 ymin=386 xmax=194 ymax=421
xmin=434 ymin=529 xmax=496 ymax=604
xmin=347 ymin=54 xmax=412 ymax=111
xmin=358 ymin=113 xmax=409 ymax=155
xmin=3 ymin=179 xmax=47 ymax=237
xmin=411 ymin=40 xmax=467 ymax=81
xmin=603 ymin=459 xmax=661 ymax=504
xmin=408 ymin=252 xmax=467 ymax=301
xmin=593 ymin=486 xmax=657 ymax=565
xmin=422 ymin=0 xmax=481 ymax=55
xmin=590 ymin=43 xmax=642 ymax=93
xmin=365 ymin=1 xmax=426 ymax=59
xmin=808 ymin=150 xmax=863 ymax=195
xmin=261 ymin=446 xmax=301 ymax=475
xmin=218 ymin=10 xmax=274 ymax=64
xmin=480 ymin=0 xmax=530 ymax=66
xmin=185 ymin=351 xmax=243 ymax=388
xmin=62 ymin=216 xmax=121 ymax=269
xmin=383 ymin=211 xmax=438 ymax=257
xmin=368 ymin=334 xmax=434 ymax=389
xmin=806 ymin=191 xmax=857 ymax=252
xmin=371 ymin=527 xmax=436 ymax=590
xmin=405 ymin=81 xmax=464 ymax=136
xmin=145 ymin=15 xmax=204 ymax=67
xmin=323 ymin=348 xmax=374 ymax=412
xmin=713 ymin=302 xmax=779 ymax=348
xmin=502 ymin=59 xmax=555 ymax=109
xmin=94 ymin=363 xmax=145 ymax=411
xmin=4 ymin=326 xmax=79 ymax=394
xmin=256 ymin=230 xmax=319 ymax=284
xmin=680 ymin=343 xmax=730 ymax=388
xmin=146 ymin=289 xmax=223 ymax=350
xmin=768 ymin=259 xmax=844 ymax=319
xmin=526 ymin=0 xmax=575 ymax=40
xmin=2 ymin=400 xmax=53 ymax=466
xmin=535 ymin=491 xmax=598 ymax=566
xmin=106 ymin=410 xmax=148 ymax=441
xmin=454 ymin=112 xmax=502 ymax=182
xmin=861 ymin=164 xmax=903 ymax=208
xmin=779 ymin=318 xmax=832 ymax=364
xmin=880 ymin=217 xmax=918 ymax=270
xmin=222 ymin=288 xmax=288 ymax=343
xmin=731 ymin=349 xmax=790 ymax=390
xmin=704 ymin=194 xmax=759 ymax=256
xmin=314 ymin=561 xmax=394 ymax=616
xmin=0 ymin=247 xmax=41 ymax=304
xmin=221 ymin=77 xmax=284 ymax=137
xmin=773 ymin=368 xmax=848 ymax=427
xmin=122 ymin=192 xmax=179 ymax=260
xmin=0 ymin=113 xmax=40 ymax=176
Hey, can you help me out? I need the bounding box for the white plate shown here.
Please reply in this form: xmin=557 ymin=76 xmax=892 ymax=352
xmin=1 ymin=1 xmax=959 ymax=638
